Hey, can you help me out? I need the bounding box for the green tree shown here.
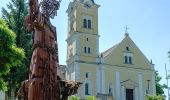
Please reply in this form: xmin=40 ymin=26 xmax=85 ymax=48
xmin=1 ymin=0 xmax=32 ymax=96
xmin=155 ymin=71 xmax=164 ymax=95
xmin=0 ymin=18 xmax=25 ymax=91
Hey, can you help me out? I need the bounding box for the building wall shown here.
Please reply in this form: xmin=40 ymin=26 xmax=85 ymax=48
xmin=0 ymin=91 xmax=5 ymax=100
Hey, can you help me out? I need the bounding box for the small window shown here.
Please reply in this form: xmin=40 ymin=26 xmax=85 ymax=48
xmin=84 ymin=47 xmax=87 ymax=53
xmin=88 ymin=20 xmax=91 ymax=29
xmin=109 ymin=83 xmax=112 ymax=95
xmin=85 ymin=72 xmax=89 ymax=78
xmin=83 ymin=19 xmax=87 ymax=28
xmin=126 ymin=46 xmax=129 ymax=51
xmin=85 ymin=83 xmax=89 ymax=95
xmin=88 ymin=47 xmax=91 ymax=53
xmin=86 ymin=38 xmax=89 ymax=41
xmin=129 ymin=57 xmax=132 ymax=64
xmin=125 ymin=56 xmax=128 ymax=64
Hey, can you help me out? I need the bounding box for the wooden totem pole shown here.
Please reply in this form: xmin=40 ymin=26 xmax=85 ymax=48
xmin=17 ymin=0 xmax=82 ymax=100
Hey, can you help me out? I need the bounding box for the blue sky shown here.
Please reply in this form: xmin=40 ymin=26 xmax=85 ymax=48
xmin=0 ymin=0 xmax=170 ymax=98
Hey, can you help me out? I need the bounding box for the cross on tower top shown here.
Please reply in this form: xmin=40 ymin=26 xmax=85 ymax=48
xmin=124 ymin=25 xmax=129 ymax=37
xmin=124 ymin=25 xmax=129 ymax=33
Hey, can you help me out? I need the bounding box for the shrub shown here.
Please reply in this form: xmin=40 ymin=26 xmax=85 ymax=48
xmin=86 ymin=96 xmax=96 ymax=100
xmin=146 ymin=95 xmax=164 ymax=100
xmin=70 ymin=96 xmax=79 ymax=100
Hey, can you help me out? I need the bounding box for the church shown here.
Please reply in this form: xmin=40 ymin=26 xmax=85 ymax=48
xmin=65 ymin=0 xmax=156 ymax=100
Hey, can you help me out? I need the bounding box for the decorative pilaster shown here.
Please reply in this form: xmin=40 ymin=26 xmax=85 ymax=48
xmin=96 ymin=67 xmax=100 ymax=93
xmin=121 ymin=86 xmax=125 ymax=100
xmin=138 ymin=73 xmax=143 ymax=100
xmin=101 ymin=66 xmax=105 ymax=94
xmin=135 ymin=87 xmax=138 ymax=100
xmin=75 ymin=62 xmax=79 ymax=81
xmin=116 ymin=70 xmax=120 ymax=100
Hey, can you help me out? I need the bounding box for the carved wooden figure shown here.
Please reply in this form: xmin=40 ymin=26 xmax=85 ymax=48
xmin=25 ymin=0 xmax=60 ymax=99
xmin=17 ymin=0 xmax=81 ymax=100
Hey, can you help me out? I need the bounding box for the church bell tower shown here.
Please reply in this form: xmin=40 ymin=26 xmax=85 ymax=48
xmin=66 ymin=0 xmax=100 ymax=62
xmin=66 ymin=0 xmax=100 ymax=98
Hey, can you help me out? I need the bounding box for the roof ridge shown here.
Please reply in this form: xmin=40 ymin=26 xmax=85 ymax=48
xmin=101 ymin=43 xmax=120 ymax=58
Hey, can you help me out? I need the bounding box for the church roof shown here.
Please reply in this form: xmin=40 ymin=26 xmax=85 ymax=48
xmin=101 ymin=43 xmax=120 ymax=58
xmin=101 ymin=33 xmax=129 ymax=58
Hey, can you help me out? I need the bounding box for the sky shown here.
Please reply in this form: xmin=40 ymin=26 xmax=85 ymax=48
xmin=0 ymin=0 xmax=170 ymax=99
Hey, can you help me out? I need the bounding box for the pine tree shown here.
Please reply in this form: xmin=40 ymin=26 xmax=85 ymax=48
xmin=155 ymin=71 xmax=164 ymax=95
xmin=1 ymin=0 xmax=32 ymax=97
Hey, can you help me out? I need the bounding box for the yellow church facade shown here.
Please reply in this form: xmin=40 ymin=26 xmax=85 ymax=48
xmin=66 ymin=0 xmax=156 ymax=100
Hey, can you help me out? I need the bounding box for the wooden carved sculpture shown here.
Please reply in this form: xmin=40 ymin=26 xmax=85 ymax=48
xmin=17 ymin=0 xmax=81 ymax=100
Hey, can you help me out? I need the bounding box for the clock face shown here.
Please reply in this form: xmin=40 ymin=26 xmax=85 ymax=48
xmin=84 ymin=3 xmax=91 ymax=8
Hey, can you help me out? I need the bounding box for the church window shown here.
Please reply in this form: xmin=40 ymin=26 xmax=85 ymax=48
xmin=88 ymin=47 xmax=91 ymax=54
xmin=86 ymin=38 xmax=89 ymax=41
xmin=109 ymin=83 xmax=113 ymax=95
xmin=85 ymin=72 xmax=89 ymax=78
xmin=129 ymin=56 xmax=132 ymax=64
xmin=83 ymin=19 xmax=87 ymax=28
xmin=84 ymin=47 xmax=91 ymax=54
xmin=88 ymin=20 xmax=91 ymax=29
xmin=124 ymin=55 xmax=133 ymax=64
xmin=125 ymin=56 xmax=128 ymax=64
xmin=84 ymin=47 xmax=87 ymax=53
xmin=83 ymin=17 xmax=92 ymax=29
xmin=85 ymin=83 xmax=89 ymax=95
xmin=126 ymin=46 xmax=129 ymax=51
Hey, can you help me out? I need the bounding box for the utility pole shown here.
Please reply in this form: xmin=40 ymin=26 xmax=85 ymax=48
xmin=165 ymin=63 xmax=170 ymax=100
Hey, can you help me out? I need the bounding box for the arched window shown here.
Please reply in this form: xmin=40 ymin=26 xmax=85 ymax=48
xmin=88 ymin=20 xmax=91 ymax=29
xmin=126 ymin=46 xmax=129 ymax=51
xmin=86 ymin=37 xmax=89 ymax=41
xmin=85 ymin=83 xmax=89 ymax=95
xmin=83 ymin=19 xmax=87 ymax=28
xmin=125 ymin=56 xmax=128 ymax=64
xmin=88 ymin=47 xmax=91 ymax=54
xmin=84 ymin=47 xmax=87 ymax=53
xmin=85 ymin=72 xmax=89 ymax=78
xmin=129 ymin=56 xmax=132 ymax=64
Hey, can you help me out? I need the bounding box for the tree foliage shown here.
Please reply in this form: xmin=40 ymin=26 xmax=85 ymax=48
xmin=0 ymin=18 xmax=25 ymax=91
xmin=155 ymin=71 xmax=164 ymax=95
xmin=1 ymin=0 xmax=32 ymax=94
xmin=70 ymin=96 xmax=96 ymax=100
xmin=70 ymin=96 xmax=80 ymax=100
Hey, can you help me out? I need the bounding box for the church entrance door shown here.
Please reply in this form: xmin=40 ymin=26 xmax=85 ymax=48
xmin=126 ymin=89 xmax=134 ymax=100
